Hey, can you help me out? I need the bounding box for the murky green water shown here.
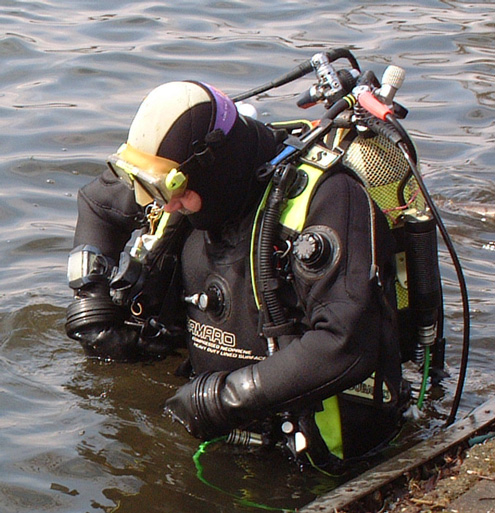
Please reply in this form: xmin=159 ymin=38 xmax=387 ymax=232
xmin=0 ymin=1 xmax=494 ymax=511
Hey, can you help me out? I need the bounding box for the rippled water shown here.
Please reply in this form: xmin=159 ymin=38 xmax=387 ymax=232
xmin=0 ymin=1 xmax=494 ymax=512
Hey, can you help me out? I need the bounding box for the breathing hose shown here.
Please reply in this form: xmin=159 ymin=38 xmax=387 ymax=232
xmin=257 ymin=164 xmax=296 ymax=337
xmin=257 ymin=92 xmax=356 ymax=343
xmin=232 ymin=61 xmax=313 ymax=103
xmin=232 ymin=48 xmax=360 ymax=103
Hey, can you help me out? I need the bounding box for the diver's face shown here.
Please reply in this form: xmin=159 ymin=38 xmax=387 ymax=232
xmin=162 ymin=189 xmax=202 ymax=215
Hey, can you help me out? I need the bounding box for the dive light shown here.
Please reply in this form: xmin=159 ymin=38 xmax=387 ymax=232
xmin=404 ymin=211 xmax=442 ymax=350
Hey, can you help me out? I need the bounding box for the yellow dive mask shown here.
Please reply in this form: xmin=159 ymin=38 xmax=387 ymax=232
xmin=107 ymin=143 xmax=188 ymax=206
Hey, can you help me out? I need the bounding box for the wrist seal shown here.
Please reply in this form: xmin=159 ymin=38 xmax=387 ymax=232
xmin=65 ymin=296 xmax=125 ymax=339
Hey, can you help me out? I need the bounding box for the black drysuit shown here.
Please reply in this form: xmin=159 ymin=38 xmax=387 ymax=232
xmin=70 ymin=157 xmax=405 ymax=465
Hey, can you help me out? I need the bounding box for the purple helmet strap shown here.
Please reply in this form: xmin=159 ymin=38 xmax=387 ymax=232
xmin=200 ymin=82 xmax=238 ymax=135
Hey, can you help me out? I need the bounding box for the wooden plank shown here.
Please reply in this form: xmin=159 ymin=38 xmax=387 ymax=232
xmin=300 ymin=397 xmax=495 ymax=512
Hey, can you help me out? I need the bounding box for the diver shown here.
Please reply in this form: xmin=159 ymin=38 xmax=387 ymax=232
xmin=65 ymin=79 xmax=410 ymax=471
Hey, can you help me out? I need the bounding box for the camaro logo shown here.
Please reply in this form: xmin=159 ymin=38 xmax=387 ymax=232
xmin=186 ymin=317 xmax=265 ymax=362
xmin=187 ymin=318 xmax=236 ymax=347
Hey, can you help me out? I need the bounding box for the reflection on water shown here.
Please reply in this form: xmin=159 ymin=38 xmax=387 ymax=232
xmin=0 ymin=1 xmax=494 ymax=511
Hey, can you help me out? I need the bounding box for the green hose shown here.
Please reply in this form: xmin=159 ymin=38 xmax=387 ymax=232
xmin=193 ymin=438 xmax=295 ymax=512
xmin=417 ymin=346 xmax=431 ymax=410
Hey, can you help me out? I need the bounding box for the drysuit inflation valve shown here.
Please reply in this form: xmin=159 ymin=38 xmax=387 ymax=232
xmin=196 ymin=284 xmax=225 ymax=316
xmin=184 ymin=276 xmax=230 ymax=321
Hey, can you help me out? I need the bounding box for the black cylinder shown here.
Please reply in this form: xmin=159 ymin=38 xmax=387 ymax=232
xmin=404 ymin=212 xmax=442 ymax=332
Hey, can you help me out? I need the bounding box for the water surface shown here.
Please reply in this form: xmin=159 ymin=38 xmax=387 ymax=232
xmin=0 ymin=1 xmax=494 ymax=511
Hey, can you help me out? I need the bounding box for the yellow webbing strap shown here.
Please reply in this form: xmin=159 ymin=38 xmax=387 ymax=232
xmin=279 ymin=163 xmax=324 ymax=232
xmin=249 ymin=156 xmax=344 ymax=460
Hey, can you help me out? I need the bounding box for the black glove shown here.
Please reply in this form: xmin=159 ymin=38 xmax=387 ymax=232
xmin=71 ymin=322 xmax=180 ymax=362
xmin=73 ymin=325 xmax=141 ymax=361
xmin=66 ymin=285 xmax=178 ymax=361
xmin=164 ymin=365 xmax=266 ymax=439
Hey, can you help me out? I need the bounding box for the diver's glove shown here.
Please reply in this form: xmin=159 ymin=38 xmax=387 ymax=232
xmin=71 ymin=324 xmax=139 ymax=361
xmin=68 ymin=314 xmax=178 ymax=362
xmin=164 ymin=365 xmax=265 ymax=439
xmin=66 ymin=284 xmax=177 ymax=361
